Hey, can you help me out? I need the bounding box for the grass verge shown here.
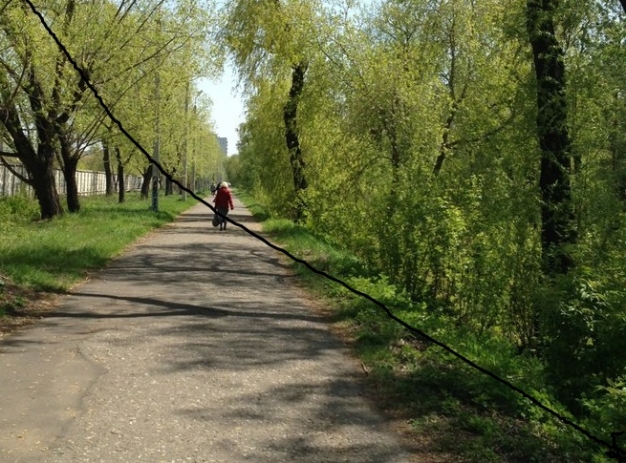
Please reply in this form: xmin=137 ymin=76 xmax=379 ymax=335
xmin=0 ymin=192 xmax=201 ymax=333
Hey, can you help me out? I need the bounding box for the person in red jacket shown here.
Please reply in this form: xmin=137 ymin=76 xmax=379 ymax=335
xmin=213 ymin=182 xmax=234 ymax=231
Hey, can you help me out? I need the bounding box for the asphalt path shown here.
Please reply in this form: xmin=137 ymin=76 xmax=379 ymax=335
xmin=0 ymin=196 xmax=412 ymax=463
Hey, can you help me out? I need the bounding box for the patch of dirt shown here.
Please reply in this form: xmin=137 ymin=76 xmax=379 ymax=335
xmin=0 ymin=275 xmax=61 ymax=340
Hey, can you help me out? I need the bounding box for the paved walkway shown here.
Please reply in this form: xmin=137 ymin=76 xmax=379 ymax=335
xmin=0 ymin=197 xmax=412 ymax=463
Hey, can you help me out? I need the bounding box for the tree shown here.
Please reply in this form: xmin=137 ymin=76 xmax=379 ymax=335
xmin=527 ymin=0 xmax=577 ymax=276
xmin=222 ymin=0 xmax=322 ymax=221
xmin=0 ymin=0 xmax=71 ymax=218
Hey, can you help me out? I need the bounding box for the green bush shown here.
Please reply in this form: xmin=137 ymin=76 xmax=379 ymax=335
xmin=583 ymin=378 xmax=626 ymax=452
xmin=0 ymin=195 xmax=39 ymax=226
xmin=540 ymin=269 xmax=626 ymax=411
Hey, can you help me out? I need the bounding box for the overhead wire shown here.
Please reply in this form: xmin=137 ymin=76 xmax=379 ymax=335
xmin=18 ymin=1 xmax=625 ymax=461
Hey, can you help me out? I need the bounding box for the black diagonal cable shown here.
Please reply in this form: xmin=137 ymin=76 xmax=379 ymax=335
xmin=21 ymin=1 xmax=625 ymax=461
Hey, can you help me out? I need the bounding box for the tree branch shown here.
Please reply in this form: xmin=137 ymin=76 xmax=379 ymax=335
xmin=0 ymin=157 xmax=32 ymax=184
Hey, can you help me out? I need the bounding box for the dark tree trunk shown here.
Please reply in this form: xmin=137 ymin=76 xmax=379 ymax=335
xmin=31 ymin=161 xmax=63 ymax=220
xmin=608 ymin=108 xmax=626 ymax=207
xmin=383 ymin=94 xmax=404 ymax=183
xmin=140 ymin=166 xmax=151 ymax=199
xmin=620 ymin=0 xmax=626 ymax=14
xmin=283 ymin=61 xmax=308 ymax=222
xmin=58 ymin=129 xmax=80 ymax=213
xmin=103 ymin=141 xmax=113 ymax=196
xmin=527 ymin=0 xmax=576 ymax=276
xmin=62 ymin=155 xmax=80 ymax=213
xmin=115 ymin=146 xmax=125 ymax=203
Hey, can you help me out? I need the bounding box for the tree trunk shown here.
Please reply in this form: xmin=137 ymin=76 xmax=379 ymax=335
xmin=434 ymin=103 xmax=458 ymax=176
xmin=283 ymin=61 xmax=308 ymax=222
xmin=115 ymin=146 xmax=125 ymax=203
xmin=608 ymin=109 xmax=626 ymax=207
xmin=103 ymin=141 xmax=113 ymax=196
xmin=140 ymin=166 xmax=151 ymax=199
xmin=62 ymin=155 xmax=80 ymax=213
xmin=527 ymin=0 xmax=576 ymax=276
xmin=382 ymin=94 xmax=404 ymax=184
xmin=30 ymin=154 xmax=64 ymax=220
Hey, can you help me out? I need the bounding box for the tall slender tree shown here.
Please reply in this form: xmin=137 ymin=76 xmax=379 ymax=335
xmin=526 ymin=0 xmax=576 ymax=276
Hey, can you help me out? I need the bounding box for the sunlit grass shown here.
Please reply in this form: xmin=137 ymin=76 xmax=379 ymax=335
xmin=231 ymin=189 xmax=271 ymax=221
xmin=0 ymin=192 xmax=198 ymax=292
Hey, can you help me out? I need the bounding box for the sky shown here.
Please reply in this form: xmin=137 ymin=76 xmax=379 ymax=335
xmin=198 ymin=65 xmax=246 ymax=156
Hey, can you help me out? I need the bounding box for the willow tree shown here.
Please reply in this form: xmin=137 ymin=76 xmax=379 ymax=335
xmin=522 ymin=0 xmax=626 ymax=404
xmin=236 ymin=78 xmax=298 ymax=214
xmin=0 ymin=0 xmax=68 ymax=218
xmin=597 ymin=1 xmax=626 ymax=208
xmin=0 ymin=0 xmax=117 ymax=215
xmin=222 ymin=0 xmax=323 ymax=221
xmin=0 ymin=0 xmax=216 ymax=216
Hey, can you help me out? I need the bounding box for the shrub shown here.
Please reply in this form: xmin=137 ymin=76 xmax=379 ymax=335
xmin=0 ymin=195 xmax=40 ymax=226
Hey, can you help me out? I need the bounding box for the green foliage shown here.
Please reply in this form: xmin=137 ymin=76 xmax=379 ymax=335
xmin=583 ymin=378 xmax=626 ymax=449
xmin=0 ymin=195 xmax=40 ymax=228
xmin=540 ymin=268 xmax=626 ymax=411
xmin=0 ymin=0 xmax=220 ymax=217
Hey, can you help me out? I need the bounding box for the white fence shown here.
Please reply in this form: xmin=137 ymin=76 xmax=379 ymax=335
xmin=0 ymin=164 xmax=143 ymax=197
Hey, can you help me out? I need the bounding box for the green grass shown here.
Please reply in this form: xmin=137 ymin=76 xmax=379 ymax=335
xmin=232 ymin=189 xmax=272 ymax=222
xmin=0 ymin=192 xmax=198 ymax=292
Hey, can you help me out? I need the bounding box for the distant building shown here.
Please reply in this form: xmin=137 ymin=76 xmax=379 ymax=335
xmin=217 ymin=137 xmax=228 ymax=156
